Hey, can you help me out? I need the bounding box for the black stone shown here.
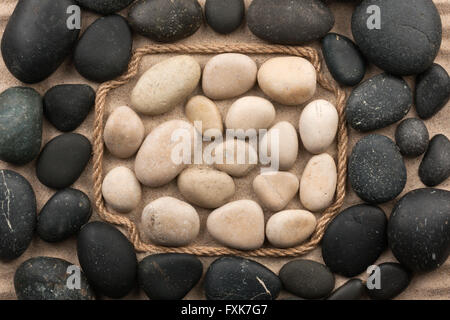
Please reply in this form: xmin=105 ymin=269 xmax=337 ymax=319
xmin=1 ymin=0 xmax=80 ymax=83
xmin=37 ymin=188 xmax=92 ymax=242
xmin=352 ymin=0 xmax=442 ymax=76
xmin=74 ymin=15 xmax=132 ymax=83
xmin=322 ymin=204 xmax=388 ymax=277
xmin=14 ymin=257 xmax=95 ymax=300
xmin=205 ymin=0 xmax=244 ymax=34
xmin=388 ymin=188 xmax=450 ymax=272
xmin=346 ymin=73 xmax=412 ymax=132
xmin=75 ymin=0 xmax=134 ymax=14
xmin=279 ymin=260 xmax=335 ymax=300
xmin=204 ymin=256 xmax=281 ymax=300
xmin=415 ymin=64 xmax=450 ymax=119
xmin=419 ymin=135 xmax=450 ymax=187
xmin=395 ymin=118 xmax=429 ymax=157
xmin=247 ymin=0 xmax=334 ymax=45
xmin=366 ymin=263 xmax=411 ymax=300
xmin=77 ymin=221 xmax=137 ymax=298
xmin=138 ymin=253 xmax=203 ymax=300
xmin=0 ymin=87 xmax=43 ymax=165
xmin=322 ymin=33 xmax=366 ymax=86
xmin=327 ymin=279 xmax=365 ymax=300
xmin=36 ymin=133 xmax=92 ymax=189
xmin=349 ymin=134 xmax=407 ymax=204
xmin=128 ymin=0 xmax=203 ymax=43
xmin=44 ymin=84 xmax=95 ymax=132
xmin=0 ymin=170 xmax=36 ymax=261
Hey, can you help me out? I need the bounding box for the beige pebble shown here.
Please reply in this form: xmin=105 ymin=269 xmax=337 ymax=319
xmin=141 ymin=197 xmax=200 ymax=247
xmin=177 ymin=167 xmax=235 ymax=209
xmin=300 ymin=153 xmax=337 ymax=212
xmin=103 ymin=106 xmax=145 ymax=158
xmin=299 ymin=99 xmax=338 ymax=154
xmin=257 ymin=56 xmax=316 ymax=105
xmin=102 ymin=166 xmax=142 ymax=213
xmin=131 ymin=55 xmax=201 ymax=115
xmin=253 ymin=171 xmax=299 ymax=211
xmin=260 ymin=121 xmax=299 ymax=170
xmin=202 ymin=53 xmax=257 ymax=100
xmin=212 ymin=139 xmax=258 ymax=177
xmin=135 ymin=120 xmax=195 ymax=187
xmin=185 ymin=95 xmax=223 ymax=139
xmin=266 ymin=210 xmax=317 ymax=248
xmin=207 ymin=200 xmax=265 ymax=250
xmin=225 ymin=96 xmax=276 ymax=131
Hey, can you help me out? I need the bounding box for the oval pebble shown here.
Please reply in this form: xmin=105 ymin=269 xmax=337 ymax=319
xmin=225 ymin=96 xmax=275 ymax=131
xmin=141 ymin=197 xmax=200 ymax=247
xmin=205 ymin=0 xmax=244 ymax=34
xmin=258 ymin=57 xmax=316 ymax=105
xmin=102 ymin=166 xmax=142 ymax=213
xmin=327 ymin=279 xmax=365 ymax=300
xmin=395 ymin=118 xmax=429 ymax=157
xmin=212 ymin=139 xmax=258 ymax=177
xmin=266 ymin=210 xmax=316 ymax=248
xmin=104 ymin=106 xmax=145 ymax=159
xmin=75 ymin=0 xmax=134 ymax=14
xmin=202 ymin=53 xmax=257 ymax=100
xmin=131 ymin=56 xmax=201 ymax=115
xmin=366 ymin=263 xmax=411 ymax=300
xmin=207 ymin=200 xmax=265 ymax=250
xmin=419 ymin=134 xmax=450 ymax=187
xmin=185 ymin=95 xmax=223 ymax=139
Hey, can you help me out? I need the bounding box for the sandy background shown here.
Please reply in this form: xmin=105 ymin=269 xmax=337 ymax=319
xmin=0 ymin=0 xmax=448 ymax=300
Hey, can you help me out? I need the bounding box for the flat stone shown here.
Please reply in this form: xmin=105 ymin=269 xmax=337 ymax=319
xmin=327 ymin=279 xmax=365 ymax=300
xmin=207 ymin=200 xmax=265 ymax=250
xmin=322 ymin=204 xmax=388 ymax=277
xmin=395 ymin=118 xmax=429 ymax=157
xmin=212 ymin=139 xmax=258 ymax=177
xmin=75 ymin=0 xmax=134 ymax=14
xmin=141 ymin=197 xmax=200 ymax=247
xmin=366 ymin=263 xmax=411 ymax=300
xmin=205 ymin=0 xmax=245 ymax=34
xmin=225 ymin=96 xmax=275 ymax=131
xmin=419 ymin=135 xmax=450 ymax=186
xmin=185 ymin=95 xmax=223 ymax=139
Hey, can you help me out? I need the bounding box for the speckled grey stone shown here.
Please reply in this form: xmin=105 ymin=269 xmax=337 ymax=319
xmin=419 ymin=134 xmax=450 ymax=187
xmin=395 ymin=118 xmax=429 ymax=157
xmin=76 ymin=0 xmax=134 ymax=14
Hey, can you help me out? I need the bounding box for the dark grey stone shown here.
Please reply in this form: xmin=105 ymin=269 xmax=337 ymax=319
xmin=366 ymin=263 xmax=411 ymax=300
xmin=419 ymin=134 xmax=450 ymax=187
xmin=327 ymin=279 xmax=366 ymax=300
xmin=395 ymin=118 xmax=429 ymax=157
xmin=75 ymin=0 xmax=134 ymax=14
xmin=205 ymin=0 xmax=244 ymax=34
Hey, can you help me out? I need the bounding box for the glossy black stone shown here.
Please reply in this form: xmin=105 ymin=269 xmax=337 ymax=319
xmin=346 ymin=73 xmax=412 ymax=132
xmin=349 ymin=134 xmax=407 ymax=204
xmin=75 ymin=0 xmax=134 ymax=14
xmin=279 ymin=260 xmax=335 ymax=300
xmin=138 ymin=253 xmax=203 ymax=300
xmin=74 ymin=15 xmax=132 ymax=83
xmin=36 ymin=133 xmax=92 ymax=189
xmin=204 ymin=256 xmax=281 ymax=300
xmin=327 ymin=279 xmax=365 ymax=300
xmin=322 ymin=33 xmax=366 ymax=86
xmin=205 ymin=0 xmax=244 ymax=34
xmin=352 ymin=0 xmax=442 ymax=76
xmin=77 ymin=221 xmax=137 ymax=298
xmin=366 ymin=263 xmax=411 ymax=300
xmin=14 ymin=257 xmax=95 ymax=300
xmin=415 ymin=64 xmax=450 ymax=119
xmin=395 ymin=118 xmax=429 ymax=157
xmin=0 ymin=87 xmax=43 ymax=165
xmin=128 ymin=0 xmax=203 ymax=43
xmin=388 ymin=188 xmax=450 ymax=272
xmin=1 ymin=0 xmax=80 ymax=83
xmin=247 ymin=0 xmax=334 ymax=45
xmin=322 ymin=204 xmax=388 ymax=277
xmin=37 ymin=188 xmax=92 ymax=242
xmin=419 ymin=135 xmax=450 ymax=187
xmin=44 ymin=84 xmax=95 ymax=132
xmin=0 ymin=170 xmax=36 ymax=261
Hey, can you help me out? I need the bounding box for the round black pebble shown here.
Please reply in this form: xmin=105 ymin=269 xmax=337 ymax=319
xmin=128 ymin=0 xmax=203 ymax=43
xmin=279 ymin=260 xmax=335 ymax=299
xmin=37 ymin=188 xmax=92 ymax=242
xmin=77 ymin=221 xmax=137 ymax=298
xmin=44 ymin=84 xmax=95 ymax=132
xmin=74 ymin=15 xmax=132 ymax=83
xmin=75 ymin=0 xmax=134 ymax=14
xmin=415 ymin=63 xmax=450 ymax=119
xmin=322 ymin=33 xmax=366 ymax=86
xmin=327 ymin=279 xmax=365 ymax=300
xmin=205 ymin=0 xmax=245 ymax=34
xmin=138 ymin=253 xmax=203 ymax=300
xmin=366 ymin=263 xmax=411 ymax=300
xmin=0 ymin=170 xmax=36 ymax=261
xmin=419 ymin=134 xmax=450 ymax=187
xmin=349 ymin=134 xmax=407 ymax=204
xmin=388 ymin=188 xmax=450 ymax=272
xmin=322 ymin=204 xmax=388 ymax=277
xmin=395 ymin=118 xmax=429 ymax=157
xmin=346 ymin=73 xmax=412 ymax=132
xmin=204 ymin=256 xmax=281 ymax=300
xmin=14 ymin=256 xmax=95 ymax=300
